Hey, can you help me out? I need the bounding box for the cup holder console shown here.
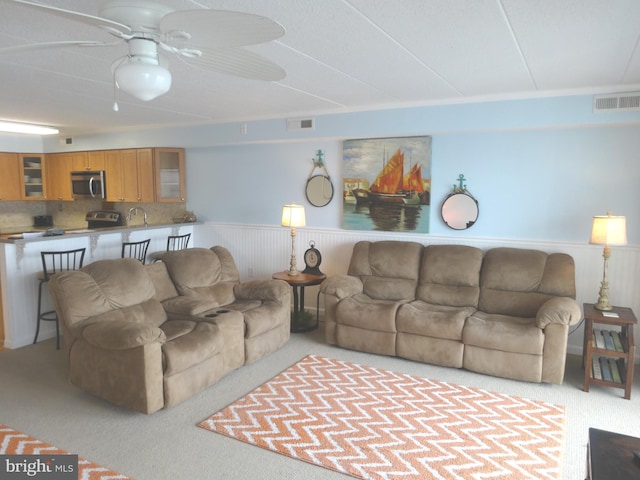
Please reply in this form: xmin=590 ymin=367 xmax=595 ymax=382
xmin=205 ymin=313 xmax=218 ymax=318
xmin=205 ymin=309 xmax=231 ymax=318
xmin=216 ymin=309 xmax=230 ymax=313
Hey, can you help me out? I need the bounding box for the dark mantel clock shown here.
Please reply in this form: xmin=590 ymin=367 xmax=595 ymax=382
xmin=302 ymin=241 xmax=323 ymax=275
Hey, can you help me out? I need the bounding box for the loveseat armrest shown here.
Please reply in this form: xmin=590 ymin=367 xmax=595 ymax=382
xmin=536 ymin=297 xmax=582 ymax=329
xmin=234 ymin=279 xmax=290 ymax=304
xmin=80 ymin=321 xmax=166 ymax=350
xmin=162 ymin=296 xmax=220 ymax=316
xmin=320 ymin=275 xmax=363 ymax=300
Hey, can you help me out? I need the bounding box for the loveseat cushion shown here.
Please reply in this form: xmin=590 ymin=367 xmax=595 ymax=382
xmin=161 ymin=320 xmax=223 ymax=376
xmin=347 ymin=241 xmax=422 ymax=301
xmin=416 ymin=245 xmax=482 ymax=307
xmin=49 ymin=259 xmax=161 ymax=333
xmin=479 ymin=248 xmax=576 ymax=317
xmin=83 ymin=258 xmax=156 ymax=308
xmin=161 ymin=296 xmax=220 ymax=316
xmin=145 ymin=262 xmax=179 ymax=301
xmin=160 ymin=247 xmax=239 ymax=305
xmin=81 ymin=320 xmax=166 ymax=350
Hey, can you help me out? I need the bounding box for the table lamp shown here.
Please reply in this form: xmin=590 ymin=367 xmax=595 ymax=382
xmin=590 ymin=212 xmax=627 ymax=311
xmin=281 ymin=203 xmax=306 ymax=276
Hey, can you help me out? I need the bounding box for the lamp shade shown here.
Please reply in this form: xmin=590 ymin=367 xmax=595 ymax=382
xmin=115 ymin=59 xmax=172 ymax=101
xmin=281 ymin=203 xmax=306 ymax=227
xmin=590 ymin=213 xmax=627 ymax=246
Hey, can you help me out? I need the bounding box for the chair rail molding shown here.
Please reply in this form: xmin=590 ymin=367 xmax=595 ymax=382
xmin=196 ymin=222 xmax=640 ymax=361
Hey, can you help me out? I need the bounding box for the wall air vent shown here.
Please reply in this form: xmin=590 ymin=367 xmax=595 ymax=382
xmin=593 ymin=92 xmax=640 ymax=112
xmin=286 ymin=117 xmax=315 ymax=131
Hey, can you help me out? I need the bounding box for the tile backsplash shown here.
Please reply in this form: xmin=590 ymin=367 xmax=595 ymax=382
xmin=0 ymin=200 xmax=189 ymax=232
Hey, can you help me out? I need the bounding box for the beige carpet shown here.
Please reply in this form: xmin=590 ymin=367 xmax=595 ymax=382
xmin=199 ymin=355 xmax=566 ymax=480
xmin=0 ymin=424 xmax=131 ymax=479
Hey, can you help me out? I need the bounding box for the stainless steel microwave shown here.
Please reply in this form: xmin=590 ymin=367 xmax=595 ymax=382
xmin=70 ymin=171 xmax=105 ymax=199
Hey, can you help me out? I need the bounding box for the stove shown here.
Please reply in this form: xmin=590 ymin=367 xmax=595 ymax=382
xmin=86 ymin=211 xmax=123 ymax=229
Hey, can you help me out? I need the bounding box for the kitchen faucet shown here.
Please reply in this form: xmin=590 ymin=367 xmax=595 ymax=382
xmin=126 ymin=206 xmax=148 ymax=227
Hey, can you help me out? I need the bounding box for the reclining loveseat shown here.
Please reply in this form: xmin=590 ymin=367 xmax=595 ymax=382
xmin=49 ymin=247 xmax=290 ymax=413
xmin=321 ymin=241 xmax=581 ymax=384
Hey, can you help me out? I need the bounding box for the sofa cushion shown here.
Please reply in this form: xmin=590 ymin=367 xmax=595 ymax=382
xmin=396 ymin=302 xmax=475 ymax=341
xmin=463 ymin=311 xmax=544 ymax=355
xmin=479 ymin=247 xmax=576 ymax=317
xmin=347 ymin=241 xmax=422 ymax=301
xmin=336 ymin=294 xmax=402 ymax=332
xmin=416 ymin=245 xmax=482 ymax=307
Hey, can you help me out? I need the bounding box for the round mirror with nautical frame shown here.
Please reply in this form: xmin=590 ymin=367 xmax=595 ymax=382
xmin=305 ymin=149 xmax=334 ymax=207
xmin=441 ymin=174 xmax=479 ymax=230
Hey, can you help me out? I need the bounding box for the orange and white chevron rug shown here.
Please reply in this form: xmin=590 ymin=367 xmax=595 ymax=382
xmin=199 ymin=355 xmax=565 ymax=480
xmin=0 ymin=424 xmax=131 ymax=479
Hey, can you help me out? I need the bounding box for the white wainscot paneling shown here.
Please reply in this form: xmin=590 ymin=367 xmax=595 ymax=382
xmin=195 ymin=222 xmax=640 ymax=362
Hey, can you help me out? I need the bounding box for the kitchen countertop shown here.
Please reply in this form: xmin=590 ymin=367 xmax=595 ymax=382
xmin=0 ymin=221 xmax=200 ymax=244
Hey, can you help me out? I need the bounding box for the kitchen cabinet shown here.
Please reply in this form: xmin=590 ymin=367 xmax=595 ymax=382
xmin=154 ymin=148 xmax=186 ymax=202
xmin=104 ymin=148 xmax=154 ymax=203
xmin=0 ymin=152 xmax=21 ymax=201
xmin=73 ymin=150 xmax=104 ymax=171
xmin=19 ymin=154 xmax=46 ymax=200
xmin=46 ymin=153 xmax=74 ymax=201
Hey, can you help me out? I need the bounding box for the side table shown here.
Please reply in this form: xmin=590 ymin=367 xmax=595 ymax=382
xmin=272 ymin=271 xmax=326 ymax=333
xmin=586 ymin=428 xmax=640 ymax=480
xmin=582 ymin=303 xmax=636 ymax=399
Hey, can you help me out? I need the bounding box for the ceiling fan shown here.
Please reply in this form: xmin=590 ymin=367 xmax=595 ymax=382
xmin=0 ymin=0 xmax=286 ymax=105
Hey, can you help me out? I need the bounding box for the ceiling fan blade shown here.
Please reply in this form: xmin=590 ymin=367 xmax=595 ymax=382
xmin=160 ymin=9 xmax=285 ymax=48
xmin=6 ymin=0 xmax=132 ymax=34
xmin=179 ymin=47 xmax=285 ymax=81
xmin=0 ymin=40 xmax=119 ymax=55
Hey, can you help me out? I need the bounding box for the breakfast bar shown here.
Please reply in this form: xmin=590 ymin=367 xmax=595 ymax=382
xmin=0 ymin=222 xmax=197 ymax=349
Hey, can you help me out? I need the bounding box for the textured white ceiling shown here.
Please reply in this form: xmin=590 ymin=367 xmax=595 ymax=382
xmin=1 ymin=0 xmax=640 ymax=135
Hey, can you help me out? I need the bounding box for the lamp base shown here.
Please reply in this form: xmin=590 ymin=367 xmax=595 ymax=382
xmin=594 ymin=301 xmax=612 ymax=311
xmin=287 ymin=268 xmax=299 ymax=276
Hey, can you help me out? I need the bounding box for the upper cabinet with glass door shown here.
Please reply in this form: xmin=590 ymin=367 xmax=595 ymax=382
xmin=154 ymin=148 xmax=186 ymax=202
xmin=19 ymin=154 xmax=46 ymax=200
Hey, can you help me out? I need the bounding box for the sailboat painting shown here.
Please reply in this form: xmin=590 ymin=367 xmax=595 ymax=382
xmin=342 ymin=136 xmax=432 ymax=233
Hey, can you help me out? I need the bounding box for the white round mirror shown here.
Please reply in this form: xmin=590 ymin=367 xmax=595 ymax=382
xmin=441 ymin=192 xmax=479 ymax=230
xmin=305 ymin=175 xmax=334 ymax=207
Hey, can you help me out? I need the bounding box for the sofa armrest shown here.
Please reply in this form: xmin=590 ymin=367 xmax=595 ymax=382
xmin=234 ymin=279 xmax=290 ymax=304
xmin=162 ymin=296 xmax=219 ymax=316
xmin=320 ymin=275 xmax=363 ymax=300
xmin=536 ymin=297 xmax=582 ymax=329
xmin=80 ymin=321 xmax=166 ymax=350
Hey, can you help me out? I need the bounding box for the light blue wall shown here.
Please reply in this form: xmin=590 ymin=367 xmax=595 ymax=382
xmin=183 ymin=96 xmax=640 ymax=244
xmin=185 ymin=124 xmax=640 ymax=243
xmin=5 ymin=93 xmax=640 ymax=244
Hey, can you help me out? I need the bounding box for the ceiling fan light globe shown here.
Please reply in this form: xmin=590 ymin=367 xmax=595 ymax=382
xmin=115 ymin=61 xmax=172 ymax=101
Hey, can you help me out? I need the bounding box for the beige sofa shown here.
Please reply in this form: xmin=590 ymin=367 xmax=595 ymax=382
xmin=49 ymin=247 xmax=290 ymax=414
xmin=321 ymin=241 xmax=581 ymax=384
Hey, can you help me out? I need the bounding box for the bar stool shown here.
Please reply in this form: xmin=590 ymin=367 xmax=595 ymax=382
xmin=34 ymin=248 xmax=86 ymax=349
xmin=121 ymin=238 xmax=150 ymax=264
xmin=150 ymin=233 xmax=191 ymax=262
xmin=167 ymin=233 xmax=191 ymax=251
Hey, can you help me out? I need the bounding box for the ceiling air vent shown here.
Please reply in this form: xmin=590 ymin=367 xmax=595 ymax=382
xmin=286 ymin=117 xmax=315 ymax=131
xmin=593 ymin=92 xmax=640 ymax=112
